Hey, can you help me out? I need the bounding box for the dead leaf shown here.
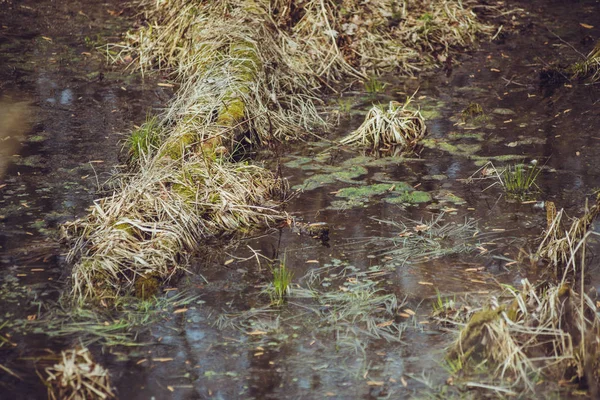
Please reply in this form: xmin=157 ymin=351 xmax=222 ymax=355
xmin=418 ymin=281 xmax=434 ymax=286
xmin=376 ymin=320 xmax=394 ymax=327
xmin=367 ymin=381 xmax=384 ymax=386
xmin=403 ymin=308 xmax=416 ymax=316
xmin=414 ymin=224 xmax=429 ymax=232
xmin=580 ymin=23 xmax=594 ymax=29
xmin=398 ymin=313 xmax=411 ymax=318
xmin=247 ymin=330 xmax=267 ymax=336
xmin=173 ymin=308 xmax=188 ymax=314
xmin=401 ymin=376 xmax=408 ymax=387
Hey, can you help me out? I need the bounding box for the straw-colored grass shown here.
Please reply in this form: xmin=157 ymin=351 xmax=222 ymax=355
xmin=64 ymin=157 xmax=286 ymax=302
xmin=444 ymin=197 xmax=600 ymax=395
xmin=340 ymin=100 xmax=426 ymax=153
xmin=64 ymin=0 xmax=496 ymax=303
xmin=46 ymin=347 xmax=114 ymax=400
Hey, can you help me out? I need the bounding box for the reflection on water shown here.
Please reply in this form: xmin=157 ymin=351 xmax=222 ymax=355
xmin=0 ymin=97 xmax=31 ymax=179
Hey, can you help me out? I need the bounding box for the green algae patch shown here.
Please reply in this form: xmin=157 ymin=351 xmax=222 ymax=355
xmin=384 ymin=190 xmax=431 ymax=204
xmin=492 ymin=108 xmax=516 ymax=116
xmin=336 ymin=183 xmax=398 ymax=198
xmin=293 ymin=174 xmax=338 ymax=191
xmin=284 ymin=156 xmax=314 ymax=169
xmin=332 ymin=165 xmax=368 ymax=183
xmin=328 ymin=182 xmax=429 ymax=210
xmin=422 ymin=138 xmax=481 ymax=157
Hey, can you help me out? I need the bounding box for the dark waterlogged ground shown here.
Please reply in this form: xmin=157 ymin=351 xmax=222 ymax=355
xmin=1 ymin=0 xmax=600 ymax=399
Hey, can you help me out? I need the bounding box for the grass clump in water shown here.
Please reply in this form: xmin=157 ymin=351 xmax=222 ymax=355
xmin=266 ymin=255 xmax=293 ymax=306
xmin=443 ymin=197 xmax=600 ymax=396
xmin=340 ymin=99 xmax=427 ymax=155
xmin=500 ymin=162 xmax=541 ymax=199
xmin=570 ymin=41 xmax=600 ymax=82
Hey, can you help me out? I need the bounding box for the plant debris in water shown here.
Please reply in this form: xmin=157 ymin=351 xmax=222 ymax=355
xmin=46 ymin=347 xmax=114 ymax=400
xmin=366 ymin=213 xmax=483 ymax=265
xmin=340 ymin=99 xmax=427 ymax=154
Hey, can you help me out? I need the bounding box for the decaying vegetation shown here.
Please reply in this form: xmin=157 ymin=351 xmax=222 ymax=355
xmin=340 ymin=100 xmax=427 ymax=154
xmin=45 ymin=347 xmax=114 ymax=400
xmin=444 ymin=196 xmax=600 ymax=395
xmin=64 ymin=0 xmax=495 ymax=303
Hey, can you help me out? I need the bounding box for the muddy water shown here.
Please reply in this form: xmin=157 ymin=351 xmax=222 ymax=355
xmin=2 ymin=0 xmax=600 ymax=399
xmin=0 ymin=0 xmax=171 ymax=397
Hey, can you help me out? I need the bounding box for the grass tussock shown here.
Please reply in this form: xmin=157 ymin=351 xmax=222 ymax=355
xmin=340 ymin=100 xmax=426 ymax=154
xmin=445 ymin=198 xmax=600 ymax=395
xmin=46 ymin=347 xmax=114 ymax=400
xmin=64 ymin=158 xmax=286 ymax=302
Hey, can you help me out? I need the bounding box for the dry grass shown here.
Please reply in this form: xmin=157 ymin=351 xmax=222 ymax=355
xmin=63 ymin=0 xmax=496 ymax=303
xmin=64 ymin=158 xmax=286 ymax=302
xmin=340 ymin=99 xmax=426 ymax=153
xmin=445 ymin=198 xmax=600 ymax=395
xmin=46 ymin=347 xmax=114 ymax=400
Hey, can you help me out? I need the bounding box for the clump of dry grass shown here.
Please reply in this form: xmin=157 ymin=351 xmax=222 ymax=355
xmin=45 ymin=347 xmax=114 ymax=400
xmin=271 ymin=0 xmax=493 ymax=80
xmin=445 ymin=198 xmax=600 ymax=395
xmin=64 ymin=157 xmax=286 ymax=302
xmin=340 ymin=100 xmax=426 ymax=153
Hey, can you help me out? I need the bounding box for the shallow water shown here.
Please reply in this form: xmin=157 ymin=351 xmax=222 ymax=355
xmin=0 ymin=0 xmax=171 ymax=397
xmin=2 ymin=0 xmax=600 ymax=398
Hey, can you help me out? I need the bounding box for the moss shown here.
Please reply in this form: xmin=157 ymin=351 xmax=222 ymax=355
xmin=449 ymin=307 xmax=504 ymax=362
xmin=216 ymin=96 xmax=246 ymax=126
xmin=134 ymin=272 xmax=162 ymax=300
xmin=161 ymin=132 xmax=198 ymax=160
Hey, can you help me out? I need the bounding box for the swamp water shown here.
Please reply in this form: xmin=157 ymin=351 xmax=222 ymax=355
xmin=2 ymin=0 xmax=600 ymax=399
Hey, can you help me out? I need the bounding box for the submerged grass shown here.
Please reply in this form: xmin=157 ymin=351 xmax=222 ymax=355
xmin=36 ymin=291 xmax=201 ymax=347
xmin=367 ymin=213 xmax=482 ymax=265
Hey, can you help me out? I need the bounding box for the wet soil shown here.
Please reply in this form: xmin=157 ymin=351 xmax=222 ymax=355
xmin=2 ymin=0 xmax=600 ymax=399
